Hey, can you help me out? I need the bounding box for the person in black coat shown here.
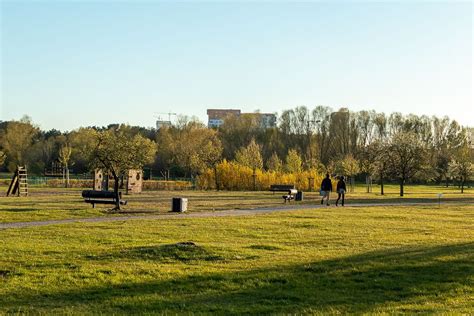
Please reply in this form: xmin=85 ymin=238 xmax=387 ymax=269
xmin=320 ymin=173 xmax=332 ymax=206
xmin=336 ymin=176 xmax=346 ymax=206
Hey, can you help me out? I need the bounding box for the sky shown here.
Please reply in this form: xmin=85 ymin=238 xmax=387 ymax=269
xmin=0 ymin=0 xmax=472 ymax=131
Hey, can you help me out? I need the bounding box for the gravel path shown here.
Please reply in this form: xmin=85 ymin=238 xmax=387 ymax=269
xmin=0 ymin=201 xmax=470 ymax=230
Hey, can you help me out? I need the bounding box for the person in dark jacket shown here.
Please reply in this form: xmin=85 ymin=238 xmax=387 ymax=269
xmin=320 ymin=173 xmax=332 ymax=206
xmin=336 ymin=176 xmax=346 ymax=206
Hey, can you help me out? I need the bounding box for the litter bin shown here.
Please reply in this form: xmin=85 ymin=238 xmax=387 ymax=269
xmin=295 ymin=191 xmax=303 ymax=201
xmin=172 ymin=197 xmax=188 ymax=212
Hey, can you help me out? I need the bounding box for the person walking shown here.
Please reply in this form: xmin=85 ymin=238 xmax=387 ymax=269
xmin=336 ymin=176 xmax=346 ymax=206
xmin=320 ymin=173 xmax=332 ymax=206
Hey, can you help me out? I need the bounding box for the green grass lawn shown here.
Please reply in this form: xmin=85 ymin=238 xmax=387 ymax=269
xmin=0 ymin=184 xmax=473 ymax=223
xmin=0 ymin=204 xmax=473 ymax=314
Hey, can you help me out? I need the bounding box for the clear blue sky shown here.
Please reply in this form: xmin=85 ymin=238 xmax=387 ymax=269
xmin=1 ymin=1 xmax=472 ymax=131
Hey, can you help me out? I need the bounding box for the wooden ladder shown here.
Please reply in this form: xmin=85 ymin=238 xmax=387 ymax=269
xmin=6 ymin=166 xmax=28 ymax=197
xmin=18 ymin=166 xmax=28 ymax=197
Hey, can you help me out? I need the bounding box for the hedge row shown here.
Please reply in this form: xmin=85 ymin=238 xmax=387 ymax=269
xmin=31 ymin=179 xmax=193 ymax=191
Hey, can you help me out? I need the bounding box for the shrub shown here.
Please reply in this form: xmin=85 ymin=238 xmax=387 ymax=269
xmin=46 ymin=179 xmax=93 ymax=188
xmin=143 ymin=180 xmax=193 ymax=191
xmin=197 ymin=160 xmax=324 ymax=191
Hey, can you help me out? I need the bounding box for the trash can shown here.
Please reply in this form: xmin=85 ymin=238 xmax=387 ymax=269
xmin=172 ymin=197 xmax=188 ymax=212
xmin=295 ymin=191 xmax=303 ymax=201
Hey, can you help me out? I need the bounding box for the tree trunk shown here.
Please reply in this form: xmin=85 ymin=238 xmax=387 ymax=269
xmin=252 ymin=169 xmax=257 ymax=191
xmin=380 ymin=172 xmax=384 ymax=195
xmin=65 ymin=167 xmax=70 ymax=188
xmin=214 ymin=166 xmax=219 ymax=191
xmin=113 ymin=174 xmax=120 ymax=211
xmin=445 ymin=176 xmax=449 ymax=187
xmin=461 ymin=176 xmax=464 ymax=193
xmin=119 ymin=175 xmax=124 ymax=189
xmin=400 ymin=178 xmax=404 ymax=197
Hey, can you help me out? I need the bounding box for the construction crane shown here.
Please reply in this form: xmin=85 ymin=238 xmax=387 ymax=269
xmin=155 ymin=112 xmax=177 ymax=122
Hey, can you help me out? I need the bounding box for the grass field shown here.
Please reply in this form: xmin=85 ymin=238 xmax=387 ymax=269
xmin=0 ymin=184 xmax=473 ymax=223
xmin=1 ymin=198 xmax=473 ymax=314
xmin=0 ymin=185 xmax=472 ymax=314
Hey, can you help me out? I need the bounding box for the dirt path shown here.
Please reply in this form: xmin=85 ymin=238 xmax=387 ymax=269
xmin=0 ymin=201 xmax=470 ymax=230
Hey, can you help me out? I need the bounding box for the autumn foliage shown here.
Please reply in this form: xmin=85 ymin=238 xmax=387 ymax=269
xmin=197 ymin=160 xmax=324 ymax=191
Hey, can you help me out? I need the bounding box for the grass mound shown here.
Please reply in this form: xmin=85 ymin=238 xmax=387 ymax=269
xmin=86 ymin=242 xmax=226 ymax=263
xmin=128 ymin=242 xmax=224 ymax=263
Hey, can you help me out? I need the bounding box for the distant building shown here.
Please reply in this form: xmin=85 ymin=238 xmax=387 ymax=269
xmin=207 ymin=109 xmax=241 ymax=128
xmin=256 ymin=113 xmax=277 ymax=128
xmin=156 ymin=120 xmax=172 ymax=130
xmin=207 ymin=109 xmax=277 ymax=129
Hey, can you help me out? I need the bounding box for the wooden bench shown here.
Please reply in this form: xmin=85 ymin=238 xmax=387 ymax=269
xmin=82 ymin=190 xmax=127 ymax=208
xmin=270 ymin=184 xmax=298 ymax=203
xmin=270 ymin=184 xmax=296 ymax=193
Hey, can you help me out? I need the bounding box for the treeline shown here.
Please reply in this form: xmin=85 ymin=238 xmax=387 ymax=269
xmin=0 ymin=106 xmax=472 ymax=194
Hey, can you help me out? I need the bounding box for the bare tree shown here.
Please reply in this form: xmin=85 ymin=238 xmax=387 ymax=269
xmin=312 ymin=105 xmax=333 ymax=165
xmin=58 ymin=143 xmax=72 ymax=188
xmin=386 ymin=132 xmax=427 ymax=196
xmin=373 ymin=112 xmax=388 ymax=141
xmin=328 ymin=108 xmax=352 ymax=158
xmin=359 ymin=142 xmax=380 ymax=193
xmin=449 ymin=144 xmax=473 ymax=193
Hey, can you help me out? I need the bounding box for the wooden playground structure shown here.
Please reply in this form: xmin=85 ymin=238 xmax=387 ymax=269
xmin=7 ymin=166 xmax=28 ymax=197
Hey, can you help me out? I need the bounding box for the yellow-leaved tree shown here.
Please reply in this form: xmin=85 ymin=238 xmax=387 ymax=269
xmin=285 ymin=149 xmax=303 ymax=173
xmin=235 ymin=138 xmax=263 ymax=190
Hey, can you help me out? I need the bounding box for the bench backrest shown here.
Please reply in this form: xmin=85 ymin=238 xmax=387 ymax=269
xmin=82 ymin=190 xmax=116 ymax=199
xmin=270 ymin=184 xmax=296 ymax=191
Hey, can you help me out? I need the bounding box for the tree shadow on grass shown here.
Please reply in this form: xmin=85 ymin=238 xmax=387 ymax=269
xmin=2 ymin=243 xmax=473 ymax=314
xmin=345 ymin=197 xmax=474 ymax=205
xmin=0 ymin=207 xmax=86 ymax=213
xmin=0 ymin=207 xmax=46 ymax=212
